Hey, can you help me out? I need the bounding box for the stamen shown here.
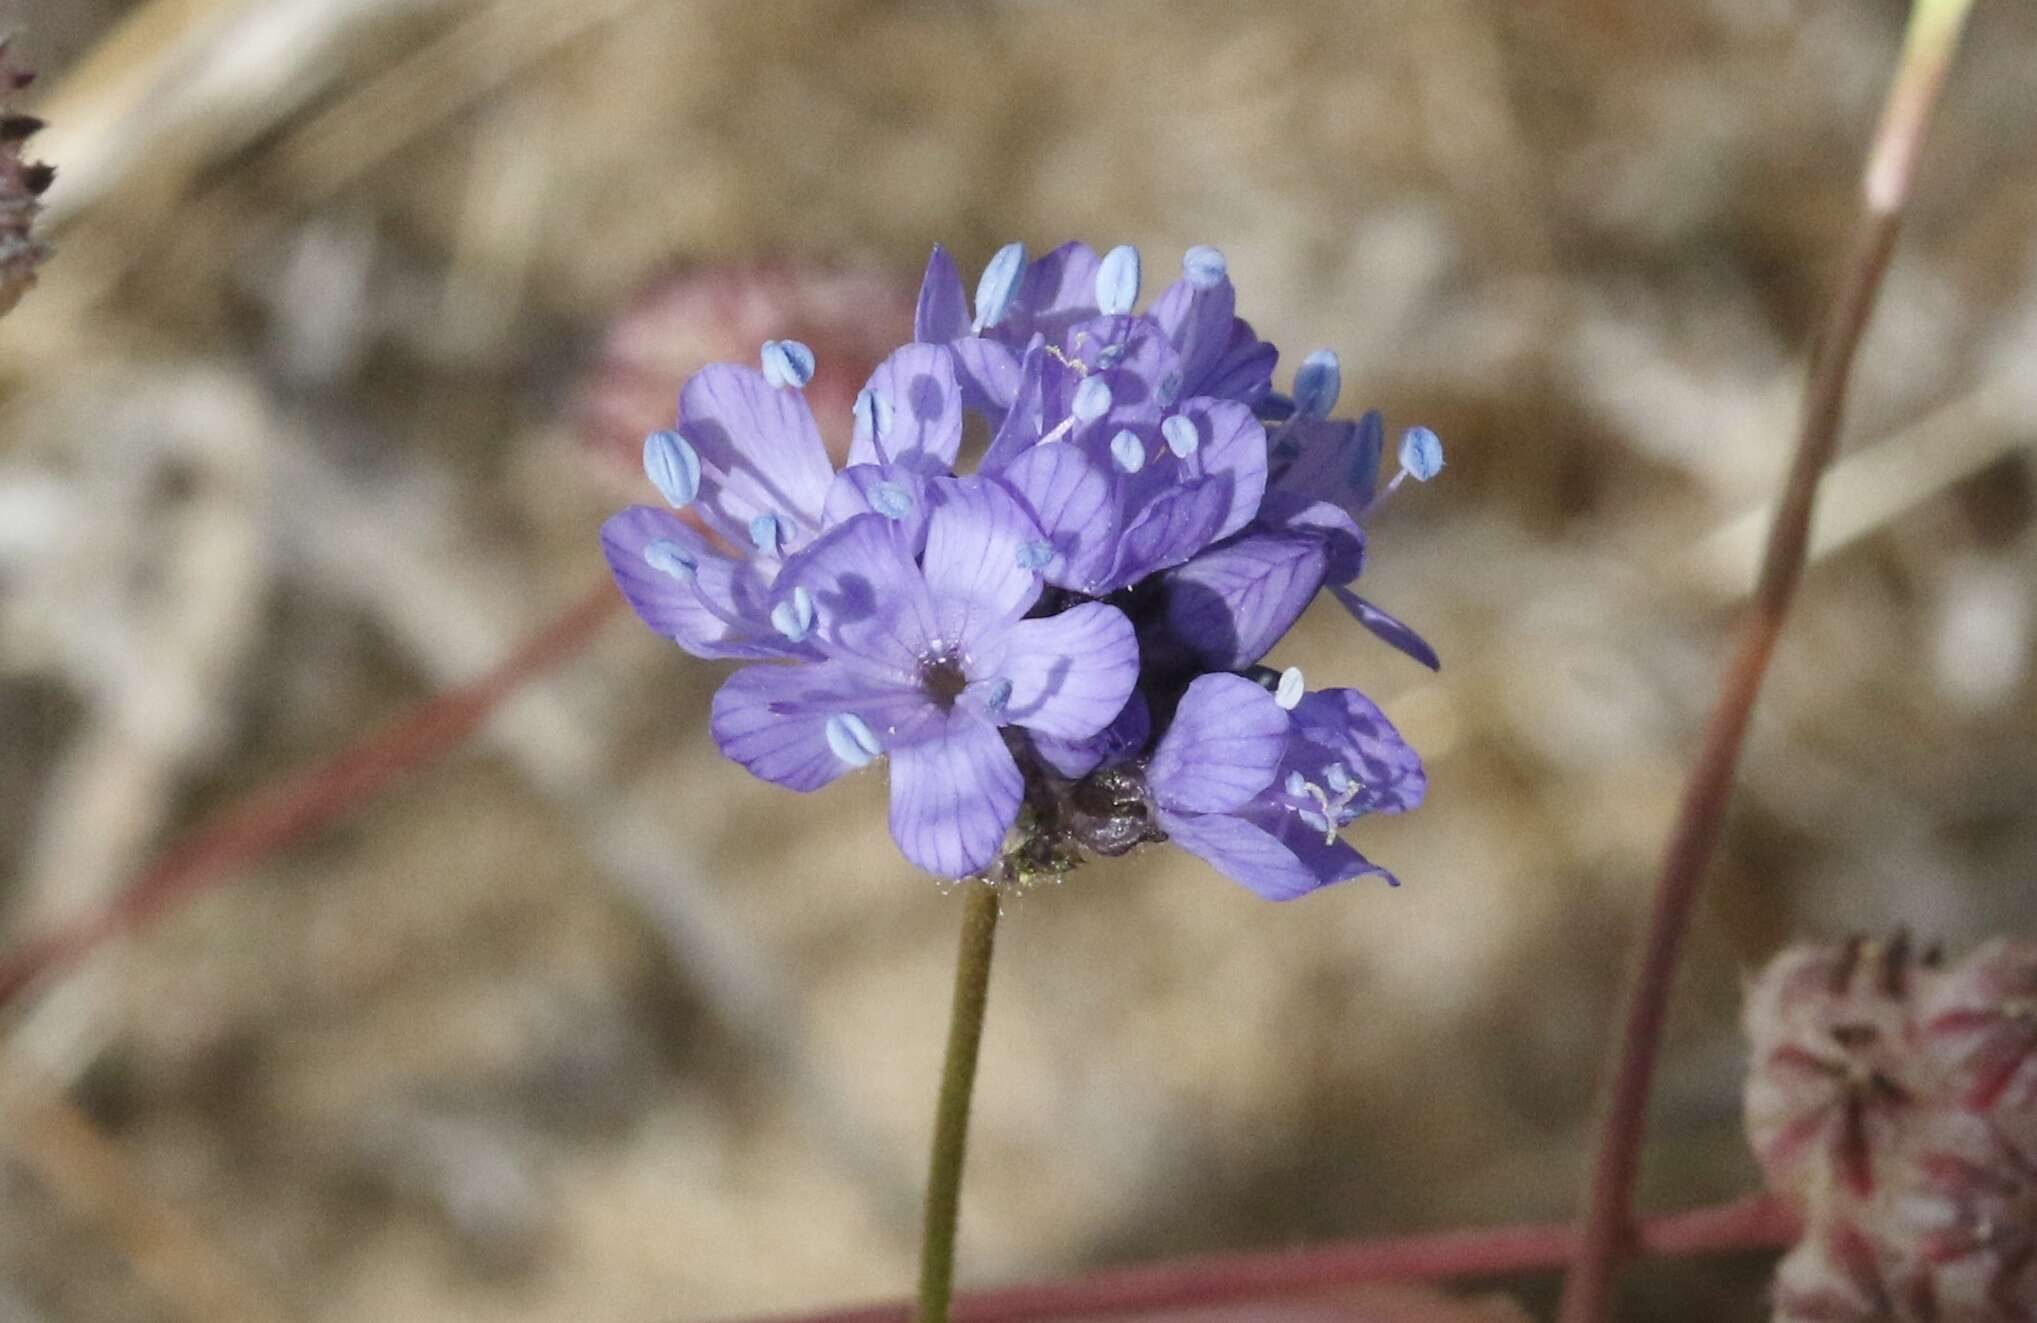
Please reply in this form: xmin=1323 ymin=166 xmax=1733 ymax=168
xmin=642 ymin=539 xmax=697 ymax=579
xmin=824 ymin=712 xmax=882 ymax=767
xmin=1284 ymin=771 xmax=1309 ymax=798
xmin=1182 ymin=245 xmax=1227 ymax=290
xmin=1109 ymin=429 xmax=1146 ymax=474
xmin=1324 ymin=762 xmax=1354 ymax=796
xmin=1275 ymin=666 xmax=1305 ymax=710
xmin=854 ymin=388 xmax=895 ymax=464
xmin=1155 ymin=370 xmax=1183 ymax=408
xmin=869 ymin=481 xmax=913 ymax=520
xmin=973 ymin=241 xmax=1027 ymax=332
xmin=1095 ymin=244 xmax=1141 ymax=316
xmin=1297 ymin=809 xmax=1333 ymax=836
xmin=1071 ymin=375 xmax=1112 ymax=423
xmin=1162 ymin=414 xmax=1200 ymax=459
xmin=761 ymin=339 xmax=816 ymax=389
xmin=1016 ymin=540 xmax=1055 ymax=571
xmin=643 ymin=430 xmax=701 ymax=508
xmin=1293 ymin=349 xmax=1341 ymax=419
xmin=749 ymin=513 xmax=790 ymax=556
xmin=770 ymin=586 xmax=816 ymax=642
xmin=982 ymin=677 xmax=1014 ymax=714
xmin=1386 ymin=425 xmax=1444 ymax=494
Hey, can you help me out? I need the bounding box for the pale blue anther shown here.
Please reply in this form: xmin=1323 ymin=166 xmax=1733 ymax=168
xmin=1071 ymin=375 xmax=1112 ymax=423
xmin=869 ymin=481 xmax=913 ymax=520
xmin=854 ymin=388 xmax=895 ymax=445
xmin=973 ymin=242 xmax=1027 ymax=332
xmin=643 ymin=539 xmax=697 ymax=579
xmin=749 ymin=513 xmax=790 ymax=556
xmin=1324 ymin=762 xmax=1354 ymax=795
xmin=1275 ymin=665 xmax=1305 ymax=710
xmin=761 ymin=339 xmax=816 ymax=389
xmin=982 ymin=677 xmax=1014 ymax=714
xmin=1183 ymin=245 xmax=1227 ymax=290
xmin=1296 ymin=808 xmax=1333 ymax=835
xmin=643 ymin=429 xmax=700 ymax=508
xmin=1094 ymin=245 xmax=1141 ymax=316
xmin=1293 ymin=349 xmax=1342 ymax=419
xmin=1162 ymin=414 xmax=1200 ymax=459
xmin=770 ymin=586 xmax=816 ymax=642
xmin=1155 ymin=370 xmax=1183 ymax=408
xmin=824 ymin=712 xmax=882 ymax=767
xmin=1109 ymin=429 xmax=1146 ymax=474
xmin=1096 ymin=343 xmax=1126 ymax=369
xmin=1015 ymin=539 xmax=1055 ymax=571
xmin=1399 ymin=426 xmax=1445 ymax=482
xmin=1284 ymin=770 xmax=1309 ymax=799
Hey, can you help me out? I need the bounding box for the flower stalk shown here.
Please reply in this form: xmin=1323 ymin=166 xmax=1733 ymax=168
xmin=918 ymin=882 xmax=1002 ymax=1323
xmin=1557 ymin=2 xmax=1976 ymax=1320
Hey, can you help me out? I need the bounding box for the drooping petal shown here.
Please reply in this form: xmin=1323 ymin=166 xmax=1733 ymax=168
xmin=847 ymin=344 xmax=963 ymax=471
xmin=914 ymin=244 xmax=969 ymax=344
xmin=1146 ymin=673 xmax=1289 ymax=814
xmin=990 ymin=602 xmax=1138 ymax=740
xmin=823 ymin=463 xmax=931 ymax=554
xmin=1329 ymin=587 xmax=1441 ymax=671
xmin=1287 ymin=687 xmax=1428 ymax=814
xmin=1102 ymin=478 xmax=1230 ymax=591
xmin=774 ymin=513 xmax=937 ymax=677
xmin=1260 ymin=491 xmax=1365 ymax=585
xmin=996 ymin=442 xmax=1119 ymax=592
xmin=1161 ymin=532 xmax=1328 ymax=670
xmin=1031 ymin=693 xmax=1151 ymax=779
xmin=1259 ymin=808 xmax=1400 ymax=888
xmin=710 ymin=661 xmax=928 ymax=793
xmin=887 ymin=709 xmax=1025 ymax=877
xmin=679 ymin=364 xmax=835 ymax=535
xmin=919 ymin=477 xmax=1044 ymax=646
xmin=600 ymin=506 xmax=784 ymax=660
xmin=1155 ymin=809 xmax=1327 ymax=902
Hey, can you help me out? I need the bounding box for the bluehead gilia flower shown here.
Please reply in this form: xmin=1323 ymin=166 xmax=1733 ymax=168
xmin=601 ymin=241 xmax=1442 ymax=893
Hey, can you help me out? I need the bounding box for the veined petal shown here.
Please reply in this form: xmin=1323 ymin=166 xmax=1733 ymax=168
xmin=992 ymin=602 xmax=1138 ymax=740
xmin=600 ymin=506 xmax=783 ymax=660
xmin=948 ymin=336 xmax=1024 ymax=418
xmin=1147 ymin=673 xmax=1289 ymax=814
xmin=1287 ymin=687 xmax=1427 ymax=814
xmin=1102 ymin=477 xmax=1230 ymax=591
xmin=1170 ymin=397 xmax=1268 ymax=541
xmin=774 ymin=514 xmax=938 ymax=677
xmin=848 ymin=344 xmax=963 ymax=471
xmin=1329 ymin=587 xmax=1441 ymax=671
xmin=1162 ymin=532 xmax=1327 ymax=670
xmin=1149 ymin=265 xmax=1237 ymax=401
xmin=1196 ymin=316 xmax=1278 ymax=407
xmin=1155 ymin=809 xmax=1327 ymax=902
xmin=1005 ymin=240 xmax=1102 ymax=347
xmin=710 ymin=661 xmax=928 ymax=793
xmin=823 ymin=463 xmax=930 ymax=554
xmin=914 ymin=244 xmax=970 ymax=344
xmin=920 ymin=478 xmax=1044 ymax=645
xmin=1031 ymin=693 xmax=1151 ymax=779
xmin=887 ymin=709 xmax=1024 ymax=877
xmin=680 ymin=364 xmax=834 ymax=534
xmin=996 ymin=442 xmax=1119 ymax=592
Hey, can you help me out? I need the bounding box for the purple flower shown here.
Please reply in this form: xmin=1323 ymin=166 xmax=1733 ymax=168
xmin=1143 ymin=674 xmax=1425 ymax=900
xmin=708 ymin=480 xmax=1139 ymax=877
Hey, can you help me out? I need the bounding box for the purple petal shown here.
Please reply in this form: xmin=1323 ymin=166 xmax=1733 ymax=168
xmin=1268 ymin=414 xmax=1381 ymax=519
xmin=822 ymin=463 xmax=931 ymax=554
xmin=1262 ymin=492 xmax=1365 ymax=584
xmin=1162 ymin=533 xmax=1328 ymax=670
xmin=979 ymin=347 xmax=1066 ymax=475
xmin=920 ymin=478 xmax=1044 ymax=645
xmin=914 ymin=245 xmax=969 ymax=343
xmin=710 ymin=661 xmax=927 ymax=793
xmin=600 ymin=506 xmax=784 ymax=660
xmin=1103 ymin=478 xmax=1230 ymax=591
xmin=848 ymin=344 xmax=963 ymax=471
xmin=1149 ymin=270 xmax=1237 ymax=402
xmin=1155 ymin=809 xmax=1327 ymax=902
xmin=948 ymin=336 xmax=1025 ymax=417
xmin=1171 ymin=397 xmax=1268 ymax=542
xmin=1147 ymin=673 xmax=1289 ymax=814
xmin=996 ymin=442 xmax=1119 ymax=592
xmin=1196 ymin=316 xmax=1278 ymax=407
xmin=1329 ymin=587 xmax=1441 ymax=671
xmin=1003 ymin=241 xmax=1101 ymax=347
xmin=1031 ymin=693 xmax=1151 ymax=779
xmin=989 ymin=602 xmax=1138 ymax=740
xmin=774 ymin=514 xmax=937 ymax=676
xmin=888 ymin=709 xmax=1025 ymax=877
xmin=1287 ymin=688 xmax=1427 ymax=814
xmin=679 ymin=364 xmax=834 ymax=536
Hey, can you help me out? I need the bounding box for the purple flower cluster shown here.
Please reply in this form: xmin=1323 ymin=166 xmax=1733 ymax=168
xmin=601 ymin=242 xmax=1443 ymax=897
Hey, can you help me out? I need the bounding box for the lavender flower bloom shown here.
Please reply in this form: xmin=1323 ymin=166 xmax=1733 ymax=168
xmin=709 ymin=480 xmax=1139 ymax=877
xmin=1142 ymin=675 xmax=1426 ymax=899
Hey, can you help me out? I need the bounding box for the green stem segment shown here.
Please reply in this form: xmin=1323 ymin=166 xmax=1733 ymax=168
xmin=916 ymin=882 xmax=1001 ymax=1323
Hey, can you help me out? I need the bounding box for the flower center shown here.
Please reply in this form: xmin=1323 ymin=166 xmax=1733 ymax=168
xmin=920 ymin=655 xmax=970 ymax=709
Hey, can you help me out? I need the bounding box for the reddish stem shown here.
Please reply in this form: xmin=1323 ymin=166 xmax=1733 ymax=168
xmin=732 ymin=1194 xmax=1796 ymax=1323
xmin=0 ymin=579 xmax=623 ymax=1014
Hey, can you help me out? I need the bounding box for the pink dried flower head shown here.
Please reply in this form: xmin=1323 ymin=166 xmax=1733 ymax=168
xmin=0 ymin=37 xmax=52 ymax=319
xmin=1879 ymin=1110 xmax=2037 ymax=1321
xmin=1746 ymin=934 xmax=1933 ymax=1203
xmin=1921 ymin=938 xmax=2037 ymax=1131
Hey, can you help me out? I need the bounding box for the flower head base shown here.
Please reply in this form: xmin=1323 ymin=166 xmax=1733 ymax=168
xmin=602 ymin=242 xmax=1444 ymax=888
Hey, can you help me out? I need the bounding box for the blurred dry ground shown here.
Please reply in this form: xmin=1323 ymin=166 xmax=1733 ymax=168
xmin=1 ymin=1 xmax=2036 ymax=1320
